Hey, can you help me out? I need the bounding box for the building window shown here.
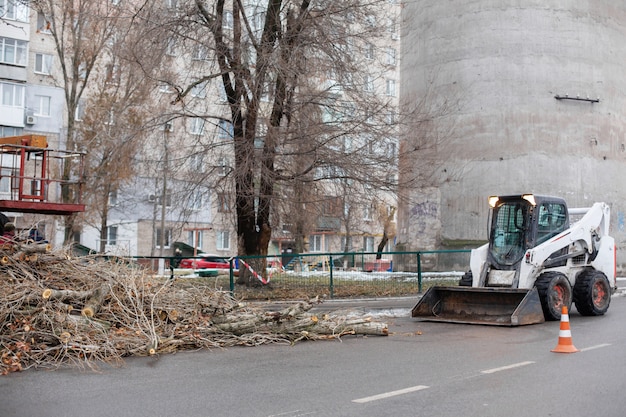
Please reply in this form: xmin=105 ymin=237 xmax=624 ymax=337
xmin=75 ymin=99 xmax=86 ymax=121
xmin=105 ymin=63 xmax=120 ymax=84
xmin=189 ymin=117 xmax=204 ymax=135
xmin=387 ymin=140 xmax=397 ymax=159
xmin=364 ymin=75 xmax=374 ymax=93
xmin=0 ymin=167 xmax=16 ymax=194
xmin=218 ymin=119 xmax=233 ymax=139
xmin=218 ymin=84 xmax=228 ymax=102
xmin=156 ymin=227 xmax=172 ymax=249
xmin=33 ymin=95 xmax=51 ymax=117
xmin=109 ymin=190 xmax=118 ymax=206
xmin=253 ymin=10 xmax=265 ymax=32
xmin=189 ymin=153 xmax=204 ymax=172
xmin=223 ymin=11 xmax=233 ymax=29
xmin=1 ymin=82 xmax=24 ymax=107
xmin=36 ymin=12 xmax=51 ymax=33
xmin=255 ymin=120 xmax=267 ymax=148
xmin=190 ymin=191 xmax=203 ymax=210
xmin=188 ymin=230 xmax=203 ymax=249
xmin=217 ymin=157 xmax=230 ymax=176
xmin=34 ymin=53 xmax=53 ymax=75
xmin=77 ymin=63 xmax=87 ymax=80
xmin=192 ymin=45 xmax=209 ymax=61
xmin=217 ymin=230 xmax=230 ymax=250
xmin=386 ymin=47 xmax=396 ymax=66
xmin=322 ymin=196 xmax=341 ymax=216
xmin=217 ymin=192 xmax=230 ymax=213
xmin=0 ymin=126 xmax=21 ymax=137
xmin=106 ymin=226 xmax=118 ymax=245
xmin=386 ymin=79 xmax=396 ymax=97
xmin=363 ymin=236 xmax=375 ymax=252
xmin=159 ymin=82 xmax=175 ymax=93
xmin=0 ymin=37 xmax=27 ymax=66
xmin=310 ymin=235 xmax=323 ymax=252
xmin=365 ymin=43 xmax=374 ymax=60
xmin=388 ymin=17 xmax=399 ymax=40
xmin=363 ymin=204 xmax=373 ymax=221
xmin=1 ymin=0 xmax=29 ymax=22
xmin=104 ymin=109 xmax=115 ymax=126
xmin=165 ymin=37 xmax=177 ymax=56
xmin=157 ymin=192 xmax=172 ymax=207
xmin=191 ymin=82 xmax=207 ymax=98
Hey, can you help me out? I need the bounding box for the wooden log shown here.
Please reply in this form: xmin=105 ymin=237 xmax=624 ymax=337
xmin=314 ymin=319 xmax=389 ymax=336
xmin=210 ymin=313 xmax=260 ymax=324
xmin=18 ymin=243 xmax=50 ymax=255
xmin=262 ymin=300 xmax=313 ymax=322
xmin=64 ymin=314 xmax=112 ymax=331
xmin=214 ymin=318 xmax=261 ymax=335
xmin=81 ymin=284 xmax=110 ymax=317
xmin=42 ymin=288 xmax=97 ymax=302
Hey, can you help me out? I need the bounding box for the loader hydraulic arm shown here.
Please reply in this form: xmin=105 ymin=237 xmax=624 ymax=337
xmin=525 ymin=202 xmax=610 ymax=268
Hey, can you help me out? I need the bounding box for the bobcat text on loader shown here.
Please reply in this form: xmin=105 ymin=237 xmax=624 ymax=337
xmin=412 ymin=194 xmax=616 ymax=326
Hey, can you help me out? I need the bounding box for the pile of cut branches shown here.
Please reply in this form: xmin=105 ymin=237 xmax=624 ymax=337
xmin=0 ymin=246 xmax=387 ymax=375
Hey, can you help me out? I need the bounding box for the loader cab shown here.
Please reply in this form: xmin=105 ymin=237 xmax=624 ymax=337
xmin=488 ymin=195 xmax=569 ymax=269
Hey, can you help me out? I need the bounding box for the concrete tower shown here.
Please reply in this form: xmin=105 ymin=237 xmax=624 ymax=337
xmin=399 ymin=1 xmax=626 ymax=267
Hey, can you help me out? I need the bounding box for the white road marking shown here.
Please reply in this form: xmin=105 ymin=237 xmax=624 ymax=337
xmin=580 ymin=343 xmax=612 ymax=352
xmin=352 ymin=385 xmax=430 ymax=403
xmin=268 ymin=411 xmax=316 ymax=417
xmin=481 ymin=361 xmax=535 ymax=374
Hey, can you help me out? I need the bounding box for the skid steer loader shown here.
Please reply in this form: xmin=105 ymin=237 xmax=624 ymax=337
xmin=412 ymin=194 xmax=616 ymax=326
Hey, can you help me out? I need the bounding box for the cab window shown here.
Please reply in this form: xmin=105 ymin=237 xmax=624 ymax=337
xmin=537 ymin=203 xmax=567 ymax=244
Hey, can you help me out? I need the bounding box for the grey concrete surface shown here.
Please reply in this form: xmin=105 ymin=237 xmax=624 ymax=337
xmin=398 ymin=1 xmax=626 ymax=268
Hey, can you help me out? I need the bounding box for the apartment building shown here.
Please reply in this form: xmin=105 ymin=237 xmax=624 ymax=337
xmin=0 ymin=1 xmax=66 ymax=240
xmin=1 ymin=0 xmax=401 ymax=261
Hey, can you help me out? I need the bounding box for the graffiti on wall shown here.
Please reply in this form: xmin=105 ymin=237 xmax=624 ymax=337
xmin=409 ymin=201 xmax=439 ymax=235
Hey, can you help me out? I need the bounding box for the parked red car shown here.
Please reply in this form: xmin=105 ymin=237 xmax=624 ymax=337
xmin=179 ymin=255 xmax=230 ymax=270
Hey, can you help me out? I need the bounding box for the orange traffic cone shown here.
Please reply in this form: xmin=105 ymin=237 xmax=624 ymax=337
xmin=551 ymin=306 xmax=579 ymax=353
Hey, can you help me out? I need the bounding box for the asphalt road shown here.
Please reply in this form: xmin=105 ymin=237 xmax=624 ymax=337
xmin=2 ymin=289 xmax=626 ymax=417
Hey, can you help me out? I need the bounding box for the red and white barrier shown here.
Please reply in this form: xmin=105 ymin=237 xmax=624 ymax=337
xmin=238 ymin=258 xmax=269 ymax=284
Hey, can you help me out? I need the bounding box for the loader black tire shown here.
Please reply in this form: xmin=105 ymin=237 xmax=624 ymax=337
xmin=574 ymin=270 xmax=611 ymax=316
xmin=534 ymin=272 xmax=573 ymax=321
xmin=459 ymin=271 xmax=473 ymax=286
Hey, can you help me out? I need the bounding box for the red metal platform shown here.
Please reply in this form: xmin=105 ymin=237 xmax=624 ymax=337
xmin=0 ymin=135 xmax=85 ymax=216
xmin=0 ymin=200 xmax=85 ymax=215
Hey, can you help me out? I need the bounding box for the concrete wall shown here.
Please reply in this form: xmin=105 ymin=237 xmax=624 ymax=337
xmin=399 ymin=1 xmax=626 ymax=268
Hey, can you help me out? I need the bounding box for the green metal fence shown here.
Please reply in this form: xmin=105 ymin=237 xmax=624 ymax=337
xmin=139 ymin=249 xmax=473 ymax=301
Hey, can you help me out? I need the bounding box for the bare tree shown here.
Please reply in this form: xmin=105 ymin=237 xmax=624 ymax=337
xmin=125 ymin=0 xmax=450 ymax=285
xmin=30 ymin=0 xmax=125 ymax=242
xmin=76 ymin=6 xmax=166 ymax=253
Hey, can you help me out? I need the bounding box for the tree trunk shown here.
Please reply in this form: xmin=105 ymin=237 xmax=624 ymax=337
xmin=376 ymin=231 xmax=389 ymax=260
xmin=99 ymin=189 xmax=110 ymax=253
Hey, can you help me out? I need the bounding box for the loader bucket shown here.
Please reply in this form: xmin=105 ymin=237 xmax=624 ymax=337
xmin=411 ymin=286 xmax=545 ymax=326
